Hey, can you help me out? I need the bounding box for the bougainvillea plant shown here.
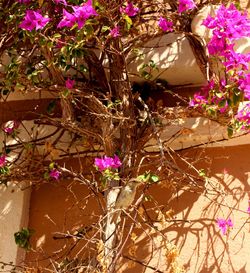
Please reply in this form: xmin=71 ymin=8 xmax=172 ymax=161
xmin=0 ymin=0 xmax=250 ymax=272
xmin=189 ymin=3 xmax=250 ymax=134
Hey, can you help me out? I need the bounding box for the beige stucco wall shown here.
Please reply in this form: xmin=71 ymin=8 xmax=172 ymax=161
xmin=24 ymin=144 xmax=250 ymax=272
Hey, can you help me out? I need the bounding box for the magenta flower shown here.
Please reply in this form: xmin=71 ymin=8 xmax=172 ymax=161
xmin=217 ymin=218 xmax=233 ymax=235
xmin=110 ymin=26 xmax=120 ymax=38
xmin=158 ymin=17 xmax=173 ymax=32
xmin=72 ymin=0 xmax=98 ymax=29
xmin=19 ymin=10 xmax=50 ymax=31
xmin=94 ymin=155 xmax=122 ymax=171
xmin=49 ymin=169 xmax=61 ymax=180
xmin=189 ymin=93 xmax=208 ymax=107
xmin=58 ymin=0 xmax=97 ymax=29
xmin=238 ymin=74 xmax=250 ymax=99
xmin=3 ymin=120 xmax=20 ymax=134
xmin=235 ymin=103 xmax=250 ymax=127
xmin=57 ymin=9 xmax=76 ymax=28
xmin=203 ymin=4 xmax=250 ymax=58
xmin=178 ymin=0 xmax=196 ymax=13
xmin=0 ymin=155 xmax=6 ymax=168
xmin=65 ymin=78 xmax=75 ymax=89
xmin=222 ymin=51 xmax=250 ymax=72
xmin=120 ymin=2 xmax=139 ymax=17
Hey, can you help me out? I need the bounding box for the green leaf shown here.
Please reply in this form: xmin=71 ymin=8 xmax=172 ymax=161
xmin=14 ymin=228 xmax=34 ymax=250
xmin=123 ymin=15 xmax=132 ymax=30
xmin=47 ymin=100 xmax=56 ymax=114
xmin=101 ymin=26 xmax=110 ymax=33
xmin=14 ymin=83 xmax=25 ymax=92
xmin=144 ymin=195 xmax=152 ymax=202
xmin=150 ymin=174 xmax=159 ymax=183
xmin=49 ymin=162 xmax=55 ymax=170
xmin=0 ymin=166 xmax=9 ymax=175
xmin=232 ymin=91 xmax=241 ymax=106
xmin=44 ymin=172 xmax=50 ymax=180
xmin=62 ymin=89 xmax=70 ymax=97
xmin=227 ymin=125 xmax=234 ymax=138
xmin=198 ymin=169 xmax=206 ymax=177
xmin=84 ymin=24 xmax=94 ymax=37
xmin=137 ymin=173 xmax=150 ymax=182
xmin=53 ymin=33 xmax=62 ymax=39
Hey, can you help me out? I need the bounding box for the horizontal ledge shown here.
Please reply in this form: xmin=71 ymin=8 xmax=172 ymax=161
xmin=0 ymin=98 xmax=62 ymax=124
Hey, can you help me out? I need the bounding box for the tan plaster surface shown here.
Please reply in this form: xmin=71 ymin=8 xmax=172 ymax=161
xmin=25 ymin=144 xmax=250 ymax=272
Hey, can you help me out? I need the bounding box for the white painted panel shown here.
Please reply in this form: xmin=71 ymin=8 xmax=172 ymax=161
xmin=127 ymin=33 xmax=206 ymax=85
xmin=0 ymin=182 xmax=30 ymax=266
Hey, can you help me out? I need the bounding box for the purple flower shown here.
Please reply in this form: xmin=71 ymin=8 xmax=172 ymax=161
xmin=0 ymin=155 xmax=6 ymax=168
xmin=158 ymin=17 xmax=173 ymax=32
xmin=217 ymin=218 xmax=233 ymax=235
xmin=57 ymin=9 xmax=76 ymax=28
xmin=120 ymin=2 xmax=139 ymax=17
xmin=49 ymin=169 xmax=61 ymax=180
xmin=94 ymin=155 xmax=122 ymax=171
xmin=110 ymin=26 xmax=120 ymax=38
xmin=3 ymin=120 xmax=20 ymax=134
xmin=178 ymin=0 xmax=196 ymax=13
xmin=19 ymin=10 xmax=50 ymax=31
xmin=65 ymin=78 xmax=75 ymax=89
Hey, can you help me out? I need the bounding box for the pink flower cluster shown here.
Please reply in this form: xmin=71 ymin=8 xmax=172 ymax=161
xmin=203 ymin=4 xmax=250 ymax=54
xmin=190 ymin=4 xmax=250 ymax=129
xmin=49 ymin=168 xmax=61 ymax=180
xmin=120 ymin=2 xmax=139 ymax=17
xmin=3 ymin=120 xmax=19 ymax=134
xmin=94 ymin=155 xmax=122 ymax=171
xmin=0 ymin=155 xmax=7 ymax=168
xmin=65 ymin=78 xmax=75 ymax=89
xmin=217 ymin=218 xmax=233 ymax=235
xmin=178 ymin=0 xmax=196 ymax=13
xmin=235 ymin=103 xmax=250 ymax=129
xmin=202 ymin=4 xmax=250 ymax=77
xmin=110 ymin=26 xmax=120 ymax=38
xmin=58 ymin=0 xmax=97 ymax=29
xmin=158 ymin=17 xmax=173 ymax=32
xmin=19 ymin=10 xmax=50 ymax=31
xmin=189 ymin=80 xmax=212 ymax=107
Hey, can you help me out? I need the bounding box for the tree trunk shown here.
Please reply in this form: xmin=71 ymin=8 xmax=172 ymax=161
xmin=103 ymin=42 xmax=137 ymax=272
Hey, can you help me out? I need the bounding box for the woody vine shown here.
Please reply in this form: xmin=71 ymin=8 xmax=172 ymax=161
xmin=1 ymin=0 xmax=250 ymax=272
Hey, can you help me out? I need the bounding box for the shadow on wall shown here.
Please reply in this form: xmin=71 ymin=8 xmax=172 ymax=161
xmin=119 ymin=145 xmax=250 ymax=273
xmin=127 ymin=33 xmax=206 ymax=86
xmin=25 ymin=180 xmax=103 ymax=270
xmin=25 ymin=145 xmax=250 ymax=273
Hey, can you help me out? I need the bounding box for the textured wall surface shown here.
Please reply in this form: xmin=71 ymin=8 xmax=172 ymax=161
xmin=25 ymin=144 xmax=250 ymax=272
